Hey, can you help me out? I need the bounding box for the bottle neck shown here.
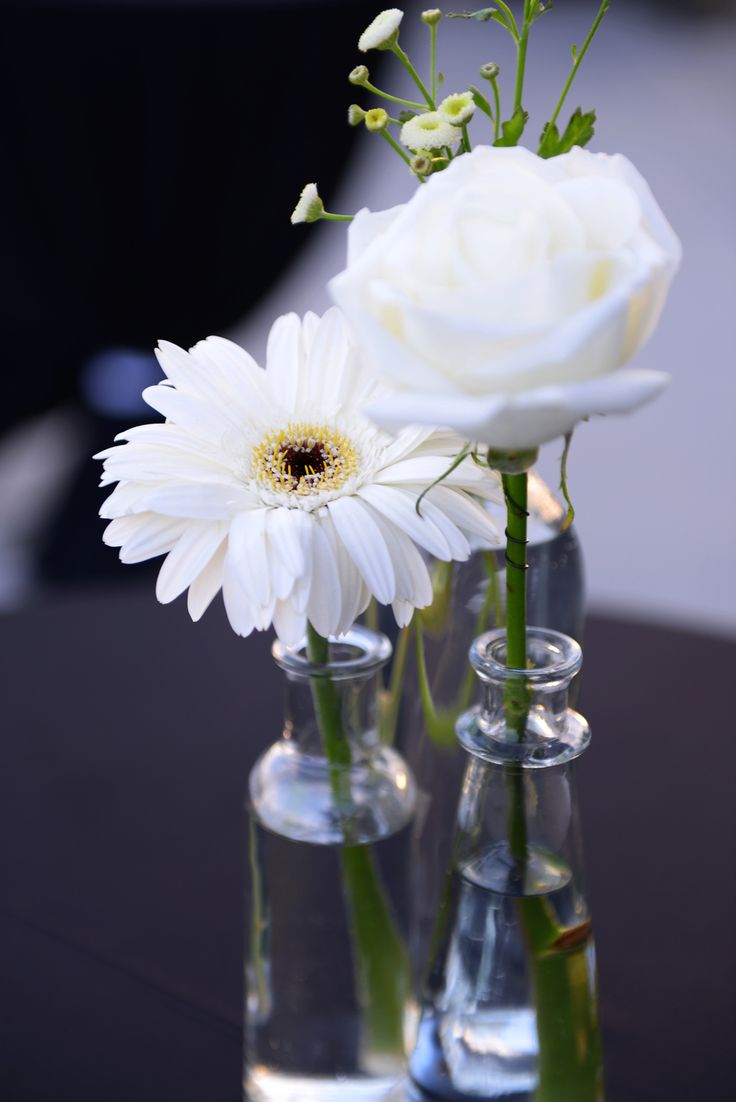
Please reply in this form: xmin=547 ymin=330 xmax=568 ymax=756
xmin=457 ymin=628 xmax=590 ymax=768
xmin=273 ymin=626 xmax=391 ymax=761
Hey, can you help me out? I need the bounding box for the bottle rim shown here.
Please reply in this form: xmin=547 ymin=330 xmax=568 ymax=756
xmin=272 ymin=624 xmax=392 ymax=680
xmin=470 ymin=627 xmax=582 ymax=685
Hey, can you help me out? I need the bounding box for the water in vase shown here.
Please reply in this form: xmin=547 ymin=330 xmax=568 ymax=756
xmin=409 ymin=843 xmax=597 ymax=1101
xmin=245 ymin=817 xmax=413 ymax=1102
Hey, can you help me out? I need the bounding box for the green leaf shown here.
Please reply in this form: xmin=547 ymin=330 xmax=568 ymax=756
xmin=538 ymin=107 xmax=596 ymax=158
xmin=533 ymin=1 xmax=553 ymax=19
xmin=493 ymin=107 xmax=528 ymax=147
xmin=398 ymin=109 xmax=417 ymax=124
xmin=437 ymin=71 xmax=445 ymax=88
xmin=447 ymin=7 xmax=497 ymax=21
xmin=468 ymin=84 xmax=493 ymax=119
xmin=571 ymin=43 xmax=578 ymax=60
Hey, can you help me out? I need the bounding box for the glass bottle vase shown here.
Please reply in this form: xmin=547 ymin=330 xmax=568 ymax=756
xmin=244 ymin=625 xmax=417 ymax=1102
xmin=398 ymin=473 xmax=585 ymax=979
xmin=409 ymin=628 xmax=604 ymax=1102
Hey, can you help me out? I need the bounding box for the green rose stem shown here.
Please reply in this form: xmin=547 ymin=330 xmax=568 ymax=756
xmin=306 ymin=622 xmax=410 ymax=1060
xmin=500 ymin=467 xmax=603 ymax=1101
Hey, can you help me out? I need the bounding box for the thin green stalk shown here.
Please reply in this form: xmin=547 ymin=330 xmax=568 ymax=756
xmin=391 ymin=42 xmax=435 ymax=108
xmin=430 ymin=21 xmax=438 ymax=103
xmin=379 ymin=622 xmax=411 ymax=745
xmin=513 ymin=1 xmax=533 ymax=115
xmin=461 ymin=123 xmax=472 ymax=153
xmin=319 ymin=212 xmax=353 ymax=222
xmin=360 ymin=78 xmax=426 ymax=111
xmin=305 ymin=622 xmax=410 ymax=1058
xmin=490 ymin=75 xmax=501 ymax=141
xmin=547 ymin=0 xmax=609 ymax=132
xmin=381 ymin=128 xmax=413 ymax=169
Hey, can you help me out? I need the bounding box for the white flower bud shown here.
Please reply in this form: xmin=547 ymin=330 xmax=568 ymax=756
xmin=348 ymin=104 xmax=367 ymax=126
xmin=421 ymin=9 xmax=442 ymax=25
xmin=290 ymin=183 xmax=324 ymax=225
xmin=365 ymin=107 xmax=389 ymax=133
xmin=349 ymin=65 xmax=370 ymax=86
xmin=400 ymin=111 xmax=461 ymax=151
xmin=358 ymin=8 xmax=403 ymax=53
xmin=438 ymin=91 xmax=475 ymax=126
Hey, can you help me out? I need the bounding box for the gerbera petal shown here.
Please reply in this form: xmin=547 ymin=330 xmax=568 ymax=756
xmin=365 ymin=505 xmax=434 ymax=609
xmin=392 ymin=599 xmax=415 ymax=628
xmin=139 ymin=483 xmax=255 ymax=520
xmin=327 ymin=495 xmax=396 ymax=605
xmin=424 ymin=486 xmax=503 ymax=548
xmin=272 ymin=600 xmax=307 ymax=646
xmin=105 ymin=514 xmax=189 ymax=563
xmin=142 ymin=384 xmax=238 ymax=443
xmin=187 ymin=540 xmax=226 ymax=621
xmin=222 ymin=559 xmax=256 ymax=637
xmin=266 ymin=312 xmax=302 ymax=413
xmin=357 ymin=483 xmax=452 ymax=560
xmin=155 ymin=522 xmax=227 ymax=604
xmin=227 ymin=510 xmax=271 ymax=607
xmin=306 ymin=517 xmax=342 ymax=638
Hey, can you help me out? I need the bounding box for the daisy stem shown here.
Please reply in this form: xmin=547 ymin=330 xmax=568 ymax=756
xmin=360 ymin=77 xmax=426 ymax=111
xmin=513 ymin=1 xmax=533 ymax=116
xmin=319 ymin=212 xmax=354 ymax=222
xmin=380 ymin=622 xmax=411 ymax=745
xmin=305 ymin=622 xmax=410 ymax=1059
xmin=429 ymin=20 xmax=438 ymax=104
xmin=391 ymin=42 xmax=435 ymax=108
xmin=546 ymin=0 xmax=609 ymax=133
xmin=490 ymin=75 xmax=501 ymax=141
xmin=380 ymin=128 xmax=413 ymax=170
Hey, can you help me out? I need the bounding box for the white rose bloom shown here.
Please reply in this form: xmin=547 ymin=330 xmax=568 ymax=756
xmin=400 ymin=112 xmax=462 ymax=151
xmin=330 ymin=145 xmax=682 ymax=449
xmin=359 ymin=8 xmax=403 ymax=52
xmin=96 ymin=308 xmax=501 ymax=644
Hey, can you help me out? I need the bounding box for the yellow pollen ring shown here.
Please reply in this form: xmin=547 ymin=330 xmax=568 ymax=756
xmin=252 ymin=421 xmax=359 ymax=496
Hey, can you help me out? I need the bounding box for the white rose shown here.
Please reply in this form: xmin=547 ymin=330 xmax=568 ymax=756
xmin=329 ymin=145 xmax=681 ymax=449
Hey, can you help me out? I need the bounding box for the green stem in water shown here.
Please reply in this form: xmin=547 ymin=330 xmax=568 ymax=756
xmin=305 ymin=622 xmax=409 ymax=1058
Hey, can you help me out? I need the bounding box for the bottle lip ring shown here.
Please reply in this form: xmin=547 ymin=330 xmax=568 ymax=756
xmin=272 ymin=624 xmax=392 ymax=680
xmin=470 ymin=627 xmax=582 ymax=684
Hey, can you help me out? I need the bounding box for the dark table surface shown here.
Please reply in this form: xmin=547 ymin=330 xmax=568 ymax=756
xmin=1 ymin=583 xmax=734 ymax=1102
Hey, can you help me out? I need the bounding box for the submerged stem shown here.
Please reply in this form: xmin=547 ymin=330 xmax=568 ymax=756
xmin=305 ymin=621 xmax=410 ymax=1058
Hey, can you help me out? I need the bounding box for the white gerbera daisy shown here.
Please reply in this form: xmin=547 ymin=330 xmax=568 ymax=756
xmin=359 ymin=8 xmax=403 ymax=52
xmin=438 ymin=91 xmax=476 ymax=126
xmin=400 ymin=112 xmax=462 ymax=151
xmin=96 ymin=308 xmax=502 ymax=644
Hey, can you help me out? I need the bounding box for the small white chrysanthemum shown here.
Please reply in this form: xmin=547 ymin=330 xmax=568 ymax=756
xmin=290 ymin=183 xmax=323 ymax=225
xmin=96 ymin=308 xmax=502 ymax=644
xmin=359 ymin=8 xmax=403 ymax=52
xmin=400 ymin=112 xmax=462 ymax=150
xmin=439 ymin=91 xmax=476 ymax=127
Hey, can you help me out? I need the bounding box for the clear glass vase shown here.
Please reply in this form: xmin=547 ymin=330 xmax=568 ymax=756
xmin=408 ymin=628 xmax=604 ymax=1102
xmin=397 ymin=473 xmax=585 ymax=977
xmin=244 ymin=625 xmax=417 ymax=1102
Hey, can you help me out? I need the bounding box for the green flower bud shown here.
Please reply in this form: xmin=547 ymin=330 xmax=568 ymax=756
xmin=348 ymin=103 xmax=367 ymax=126
xmin=421 ymin=9 xmax=442 ymax=25
xmin=480 ymin=61 xmax=500 ymax=81
xmin=365 ymin=107 xmax=389 ymax=133
xmin=410 ymin=153 xmax=433 ymax=177
xmin=486 ymin=447 xmax=539 ymax=474
xmin=349 ymin=64 xmax=370 ymax=87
